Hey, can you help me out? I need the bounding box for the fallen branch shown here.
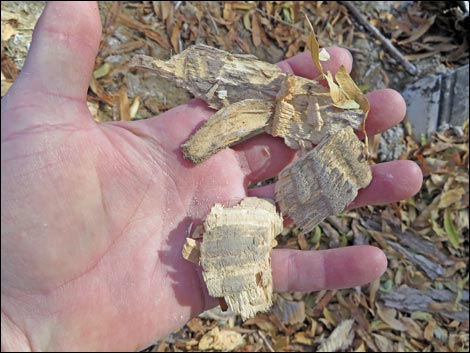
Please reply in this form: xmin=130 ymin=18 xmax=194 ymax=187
xmin=339 ymin=1 xmax=417 ymax=75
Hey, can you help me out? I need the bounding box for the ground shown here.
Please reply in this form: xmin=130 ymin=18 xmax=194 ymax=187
xmin=1 ymin=1 xmax=468 ymax=352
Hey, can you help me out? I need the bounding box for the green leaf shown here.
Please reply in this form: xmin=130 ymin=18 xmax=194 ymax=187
xmin=444 ymin=209 xmax=460 ymax=247
xmin=93 ymin=62 xmax=112 ymax=79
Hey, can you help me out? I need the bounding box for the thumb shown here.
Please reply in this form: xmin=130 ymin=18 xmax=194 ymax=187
xmin=9 ymin=1 xmax=102 ymax=105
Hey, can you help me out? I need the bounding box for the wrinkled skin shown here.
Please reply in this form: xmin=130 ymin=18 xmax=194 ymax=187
xmin=1 ymin=2 xmax=422 ymax=351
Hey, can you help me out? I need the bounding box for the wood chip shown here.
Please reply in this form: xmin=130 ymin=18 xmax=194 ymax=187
xmin=276 ymin=127 xmax=372 ymax=233
xmin=130 ymin=44 xmax=364 ymax=163
xmin=181 ymin=99 xmax=274 ymax=163
xmin=183 ymin=197 xmax=283 ymax=320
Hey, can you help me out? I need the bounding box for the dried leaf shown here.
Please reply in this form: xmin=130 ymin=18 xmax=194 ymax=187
xmin=1 ymin=50 xmax=18 ymax=80
xmin=115 ymin=87 xmax=130 ymax=121
xmin=438 ymin=188 xmax=465 ymax=209
xmin=161 ymin=1 xmax=172 ymax=21
xmin=305 ymin=16 xmax=324 ymax=78
xmin=1 ymin=23 xmax=17 ymax=41
xmin=198 ymin=327 xmax=244 ymax=352
xmin=398 ymin=15 xmax=436 ymax=45
xmin=242 ymin=11 xmax=251 ymax=31
xmin=372 ymin=334 xmax=393 ymax=352
xmin=251 ymin=12 xmax=261 ymax=47
xmin=93 ymin=62 xmax=112 ymax=79
xmin=171 ymin=19 xmax=183 ymax=53
xmin=129 ymin=96 xmax=140 ymax=119
xmin=325 ymin=71 xmax=344 ymax=104
xmin=293 ymin=332 xmax=313 ymax=345
xmin=317 ymin=319 xmax=355 ymax=352
xmin=319 ymin=48 xmax=331 ymax=61
xmin=334 ymin=99 xmax=361 ymax=110
xmin=444 ymin=209 xmax=460 ymax=248
xmin=272 ymin=297 xmax=306 ymax=325
xmin=376 ymin=304 xmax=407 ymax=331
xmin=335 ymin=65 xmax=370 ymax=115
xmin=335 ymin=65 xmax=370 ymax=154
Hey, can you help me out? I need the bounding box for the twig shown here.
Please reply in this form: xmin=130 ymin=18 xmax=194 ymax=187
xmin=339 ymin=1 xmax=417 ymax=75
xmin=257 ymin=330 xmax=275 ymax=352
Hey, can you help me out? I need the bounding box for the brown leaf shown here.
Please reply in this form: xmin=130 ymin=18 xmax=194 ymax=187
xmin=297 ymin=233 xmax=309 ymax=250
xmin=115 ymin=87 xmax=130 ymax=121
xmin=161 ymin=1 xmax=173 ymax=21
xmin=272 ymin=297 xmax=306 ymax=325
xmin=305 ymin=16 xmax=324 ymax=78
xmin=1 ymin=23 xmax=17 ymax=41
xmin=317 ymin=319 xmax=355 ymax=352
xmin=334 ymin=65 xmax=370 ymax=154
xmin=335 ymin=65 xmax=370 ymax=115
xmin=405 ymin=50 xmax=440 ymax=61
xmin=243 ymin=314 xmax=277 ymax=333
xmin=293 ymin=332 xmax=313 ymax=346
xmin=376 ymin=304 xmax=407 ymax=331
xmin=398 ymin=15 xmax=436 ymax=45
xmin=171 ymin=19 xmax=183 ymax=53
xmin=198 ymin=327 xmax=244 ymax=352
xmin=251 ymin=12 xmax=261 ymax=47
xmin=118 ymin=14 xmax=171 ymax=50
xmin=1 ymin=49 xmax=18 ymax=80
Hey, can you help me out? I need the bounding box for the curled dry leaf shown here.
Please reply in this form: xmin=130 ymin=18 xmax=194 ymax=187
xmin=130 ymin=44 xmax=364 ymax=163
xmin=198 ymin=327 xmax=244 ymax=352
xmin=275 ymin=127 xmax=372 ymax=234
xmin=182 ymin=197 xmax=283 ymax=320
xmin=317 ymin=319 xmax=355 ymax=352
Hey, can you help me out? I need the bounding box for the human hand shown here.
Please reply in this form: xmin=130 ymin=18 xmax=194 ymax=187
xmin=1 ymin=2 xmax=422 ymax=351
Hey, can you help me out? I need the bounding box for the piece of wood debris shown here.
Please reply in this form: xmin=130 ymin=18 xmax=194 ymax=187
xmin=181 ymin=238 xmax=200 ymax=265
xmin=130 ymin=44 xmax=364 ymax=163
xmin=275 ymin=127 xmax=372 ymax=234
xmin=182 ymin=99 xmax=274 ymax=164
xmin=387 ymin=241 xmax=446 ymax=280
xmin=381 ymin=286 xmax=469 ymax=322
xmin=182 ymin=197 xmax=283 ymax=320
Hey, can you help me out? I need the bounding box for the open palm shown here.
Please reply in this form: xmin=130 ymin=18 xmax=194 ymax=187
xmin=1 ymin=2 xmax=422 ymax=351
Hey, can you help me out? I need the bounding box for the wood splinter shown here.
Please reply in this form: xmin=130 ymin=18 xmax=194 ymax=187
xmin=182 ymin=197 xmax=283 ymax=320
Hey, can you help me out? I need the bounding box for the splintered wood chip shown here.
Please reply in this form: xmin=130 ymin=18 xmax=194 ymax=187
xmin=130 ymin=44 xmax=364 ymax=163
xmin=181 ymin=99 xmax=274 ymax=163
xmin=182 ymin=197 xmax=283 ymax=320
xmin=275 ymin=127 xmax=372 ymax=234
